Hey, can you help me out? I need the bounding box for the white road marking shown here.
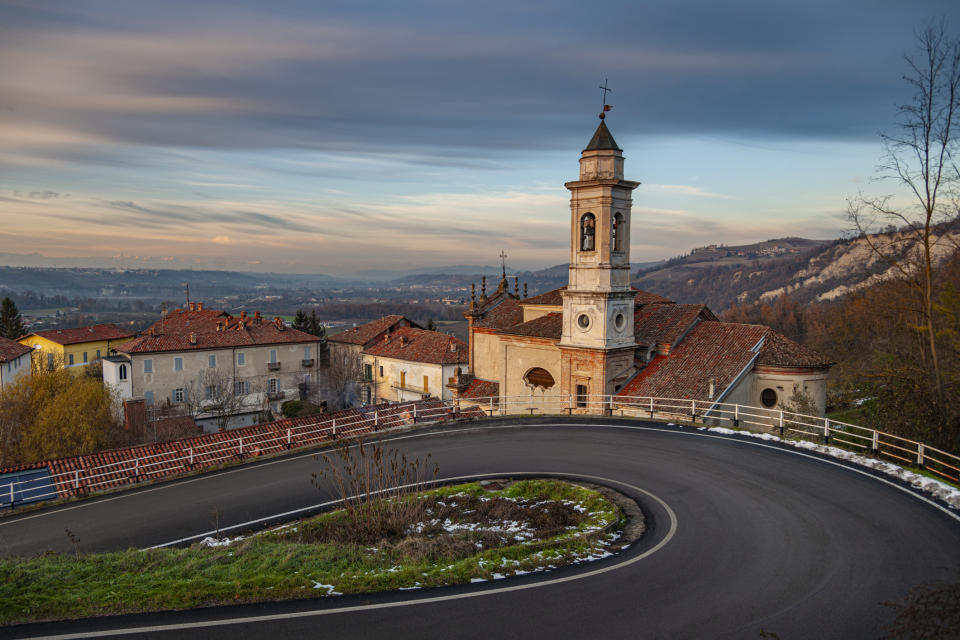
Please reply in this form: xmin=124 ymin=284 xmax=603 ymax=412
xmin=11 ymin=472 xmax=678 ymax=640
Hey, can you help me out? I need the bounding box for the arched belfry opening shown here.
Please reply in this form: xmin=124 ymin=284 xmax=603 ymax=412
xmin=612 ymin=212 xmax=624 ymax=252
xmin=580 ymin=213 xmax=596 ymax=251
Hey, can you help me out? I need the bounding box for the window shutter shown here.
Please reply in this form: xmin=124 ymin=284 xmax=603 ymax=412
xmin=184 ymin=387 xmax=190 ymax=403
xmin=171 ymin=390 xmax=177 ymax=403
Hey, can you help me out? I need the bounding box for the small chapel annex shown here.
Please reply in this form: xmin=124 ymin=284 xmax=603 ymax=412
xmin=451 ymin=117 xmax=832 ymax=415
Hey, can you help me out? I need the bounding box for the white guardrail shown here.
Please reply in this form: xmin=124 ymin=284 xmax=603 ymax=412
xmin=2 ymin=395 xmax=959 ymax=509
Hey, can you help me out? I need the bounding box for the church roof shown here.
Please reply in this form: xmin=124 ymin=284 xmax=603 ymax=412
xmin=473 ymin=293 xmax=524 ymax=330
xmin=584 ymin=120 xmax=621 ymax=152
xmin=617 ymin=321 xmax=767 ymax=401
xmin=756 ymin=331 xmax=834 ymax=368
xmin=523 ymin=287 xmax=565 ymax=306
xmin=362 ymin=327 xmax=468 ymax=365
xmin=498 ymin=312 xmax=563 ymax=340
xmin=634 ymin=303 xmax=715 ymax=348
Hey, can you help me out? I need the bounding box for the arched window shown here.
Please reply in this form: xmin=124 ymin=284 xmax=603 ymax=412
xmin=119 ymin=364 xmax=127 ymax=381
xmin=524 ymin=367 xmax=555 ymax=389
xmin=612 ymin=212 xmax=624 ymax=252
xmin=580 ymin=213 xmax=596 ymax=251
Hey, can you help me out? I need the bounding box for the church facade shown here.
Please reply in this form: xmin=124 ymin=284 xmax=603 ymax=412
xmin=454 ymin=118 xmax=833 ymax=416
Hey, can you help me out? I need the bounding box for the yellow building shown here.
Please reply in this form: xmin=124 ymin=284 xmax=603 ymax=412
xmin=19 ymin=324 xmax=135 ymax=371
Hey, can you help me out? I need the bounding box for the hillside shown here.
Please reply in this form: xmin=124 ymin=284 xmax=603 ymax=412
xmin=632 ymin=232 xmax=960 ymax=312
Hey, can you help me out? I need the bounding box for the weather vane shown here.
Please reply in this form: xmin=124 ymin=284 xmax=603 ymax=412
xmin=599 ymin=78 xmax=613 ymax=119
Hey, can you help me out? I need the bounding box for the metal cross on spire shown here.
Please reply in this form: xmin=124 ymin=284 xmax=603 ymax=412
xmin=599 ymin=78 xmax=612 ymax=105
xmin=499 ymin=249 xmax=508 ymax=276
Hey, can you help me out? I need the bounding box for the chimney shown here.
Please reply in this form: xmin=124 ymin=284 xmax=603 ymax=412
xmin=216 ymin=321 xmax=222 ymax=332
xmin=657 ymin=342 xmax=671 ymax=356
xmin=189 ymin=332 xmax=197 ymax=345
xmin=384 ymin=334 xmax=390 ymax=344
xmin=197 ymin=302 xmax=204 ymax=311
xmin=708 ymin=377 xmax=716 ymax=400
xmin=254 ymin=311 xmax=262 ymax=324
xmin=274 ymin=317 xmax=285 ymax=330
xmin=240 ymin=311 xmax=247 ymax=321
xmin=449 ymin=342 xmax=456 ymax=352
xmin=188 ymin=302 xmax=195 ymax=312
xmin=400 ymin=336 xmax=407 ymax=347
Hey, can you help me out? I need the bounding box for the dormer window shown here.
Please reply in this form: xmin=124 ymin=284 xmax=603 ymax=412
xmin=580 ymin=213 xmax=596 ymax=251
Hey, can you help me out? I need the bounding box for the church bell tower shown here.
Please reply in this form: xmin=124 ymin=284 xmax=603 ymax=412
xmin=559 ymin=115 xmax=640 ymax=399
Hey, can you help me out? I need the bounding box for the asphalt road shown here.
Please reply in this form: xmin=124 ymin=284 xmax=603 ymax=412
xmin=2 ymin=417 xmax=958 ymax=640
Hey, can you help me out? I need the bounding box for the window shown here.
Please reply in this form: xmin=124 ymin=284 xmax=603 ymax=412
xmin=119 ymin=364 xmax=128 ymax=381
xmin=96 ymin=349 xmax=101 ymax=360
xmin=173 ymin=388 xmax=185 ymax=403
xmin=208 ymin=354 xmax=216 ymax=368
xmin=235 ymin=380 xmax=248 ymax=396
xmin=268 ymin=378 xmax=278 ymax=393
xmin=761 ymin=388 xmax=778 ymax=408
xmin=423 ymin=375 xmax=429 ymax=393
xmin=612 ymin=212 xmax=624 ymax=252
xmin=144 ymin=359 xmax=153 ymax=373
xmin=524 ymin=367 xmax=555 ymax=389
xmin=580 ymin=213 xmax=596 ymax=251
xmin=577 ymin=314 xmax=590 ymax=329
xmin=206 ymin=385 xmax=215 ymax=400
xmin=364 ymin=387 xmax=372 ymax=403
xmin=144 ymin=391 xmax=154 ymax=405
xmin=269 ymin=349 xmax=277 ymax=364
xmin=174 ymin=357 xmax=183 ymax=371
xmin=47 ymin=353 xmax=54 ymax=370
xmin=303 ymin=346 xmax=311 ymax=359
xmin=304 ymin=373 xmax=311 ymax=385
xmin=379 ymin=365 xmax=384 ymax=377
xmin=237 ymin=352 xmax=245 ymax=366
xmin=576 ymin=384 xmax=588 ymax=408
xmin=68 ymin=353 xmax=74 ymax=366
xmin=363 ymin=363 xmax=373 ymax=381
xmin=400 ymin=371 xmax=406 ymax=388
xmin=83 ymin=351 xmax=88 ymax=363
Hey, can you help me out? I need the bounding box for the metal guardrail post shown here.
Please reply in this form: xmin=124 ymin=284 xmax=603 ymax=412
xmin=286 ymin=429 xmax=292 ymax=447
xmin=189 ymin=447 xmax=194 ymax=466
xmin=374 ymin=411 xmax=379 ymax=429
xmin=649 ymin=397 xmax=654 ymax=418
xmin=8 ymin=483 xmax=13 ymax=509
xmin=239 ymin=437 xmax=243 ymax=457
xmin=74 ymin=470 xmax=80 ymax=490
xmin=690 ymin=399 xmax=696 ymax=422
xmin=823 ymin=417 xmax=830 ymax=444
xmin=332 ymin=418 xmax=337 ymax=436
xmin=779 ymin=410 xmax=784 ymax=438
xmin=413 ymin=404 xmax=417 ymax=421
xmin=917 ymin=444 xmax=925 ymax=468
xmin=733 ymin=404 xmax=739 ymax=428
xmin=871 ymin=431 xmax=879 ymax=456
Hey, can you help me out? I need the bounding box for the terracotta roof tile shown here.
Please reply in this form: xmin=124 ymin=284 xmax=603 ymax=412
xmin=0 ymin=336 xmax=32 ymax=362
xmin=363 ymin=327 xmax=468 ymax=365
xmin=473 ymin=294 xmax=524 ymax=329
xmin=327 ymin=315 xmax=417 ymax=346
xmin=522 ymin=287 xmax=565 ymax=306
xmin=634 ymin=303 xmax=715 ymax=348
xmin=632 ymin=288 xmax=673 ymax=305
xmin=26 ymin=323 xmax=134 ymax=346
xmin=617 ymin=321 xmax=767 ymax=401
xmin=756 ymin=331 xmax=834 ymax=368
xmin=115 ymin=309 xmax=319 ymax=354
xmin=498 ymin=312 xmax=563 ymax=339
xmin=460 ymin=378 xmax=499 ymax=399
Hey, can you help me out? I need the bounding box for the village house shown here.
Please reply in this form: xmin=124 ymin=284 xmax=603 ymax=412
xmin=454 ymin=117 xmax=833 ymax=415
xmin=18 ymin=323 xmax=135 ymax=371
xmin=360 ymin=327 xmax=468 ymax=403
xmin=0 ymin=337 xmax=32 ymax=387
xmin=103 ymin=302 xmax=324 ymax=431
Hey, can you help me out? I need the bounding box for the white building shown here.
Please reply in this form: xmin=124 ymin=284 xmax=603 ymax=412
xmin=0 ymin=337 xmax=32 ymax=388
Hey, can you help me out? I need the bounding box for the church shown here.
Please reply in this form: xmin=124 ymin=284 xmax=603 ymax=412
xmin=451 ymin=116 xmax=833 ymax=415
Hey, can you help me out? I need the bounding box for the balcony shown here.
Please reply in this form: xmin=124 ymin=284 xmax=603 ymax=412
xmin=267 ymin=362 xmax=281 ymax=371
xmin=301 ymin=358 xmax=315 ymax=368
xmin=267 ymin=391 xmax=285 ymax=401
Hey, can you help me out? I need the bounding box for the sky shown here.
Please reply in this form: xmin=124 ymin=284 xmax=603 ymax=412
xmin=1 ymin=0 xmax=958 ymax=275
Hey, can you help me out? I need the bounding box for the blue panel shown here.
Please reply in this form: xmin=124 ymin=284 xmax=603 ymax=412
xmin=0 ymin=468 xmax=57 ymax=508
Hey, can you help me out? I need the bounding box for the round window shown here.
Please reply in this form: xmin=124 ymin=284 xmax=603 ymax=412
xmin=614 ymin=313 xmax=626 ymax=331
xmin=577 ymin=314 xmax=590 ymax=329
xmin=761 ymin=388 xmax=778 ymax=408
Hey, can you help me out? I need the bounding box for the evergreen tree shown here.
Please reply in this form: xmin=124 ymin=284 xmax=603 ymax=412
xmin=292 ymin=309 xmax=310 ymax=333
xmin=427 ymin=318 xmax=435 ymax=331
xmin=0 ymin=297 xmax=25 ymax=339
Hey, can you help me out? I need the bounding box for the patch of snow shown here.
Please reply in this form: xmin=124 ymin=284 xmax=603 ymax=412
xmin=698 ymin=426 xmax=960 ymax=509
xmin=199 ymin=536 xmax=240 ymax=548
xmin=311 ymin=582 xmax=342 ymax=595
xmin=470 ymin=577 xmax=486 ymax=583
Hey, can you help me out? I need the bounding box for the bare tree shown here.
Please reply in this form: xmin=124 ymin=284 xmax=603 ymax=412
xmin=325 ymin=345 xmax=363 ymax=411
xmin=848 ymin=21 xmax=960 ymax=417
xmin=189 ymin=369 xmax=246 ymax=431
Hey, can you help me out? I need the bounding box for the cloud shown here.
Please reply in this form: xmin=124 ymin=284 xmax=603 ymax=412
xmin=646 ymin=184 xmax=742 ymax=200
xmin=211 ymin=235 xmax=232 ymax=245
